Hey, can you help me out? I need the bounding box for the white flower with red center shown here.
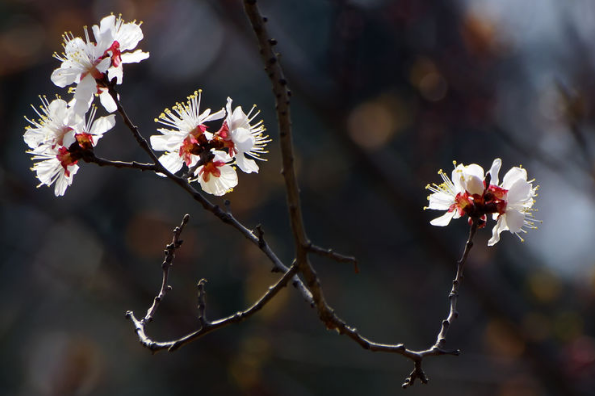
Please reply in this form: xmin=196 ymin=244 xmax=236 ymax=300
xmin=91 ymin=14 xmax=149 ymax=85
xmin=24 ymin=96 xmax=82 ymax=149
xmin=194 ymin=151 xmax=238 ymax=196
xmin=214 ymin=97 xmax=270 ymax=173
xmin=30 ymin=145 xmax=80 ymax=197
xmin=51 ymin=30 xmax=113 ymax=115
xmin=28 ymin=107 xmax=115 ymax=196
xmin=425 ymin=161 xmax=486 ymax=226
xmin=486 ymin=159 xmax=539 ymax=246
xmin=51 ymin=15 xmax=149 ymax=115
xmin=426 ymin=158 xmax=539 ymax=245
xmin=150 ymin=90 xmax=225 ymax=174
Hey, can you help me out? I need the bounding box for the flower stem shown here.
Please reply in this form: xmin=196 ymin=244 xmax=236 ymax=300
xmin=432 ymin=217 xmax=479 ymax=351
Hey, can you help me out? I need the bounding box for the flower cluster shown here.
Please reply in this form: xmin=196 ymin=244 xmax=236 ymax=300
xmin=150 ymin=91 xmax=270 ymax=196
xmin=425 ymin=158 xmax=539 ymax=245
xmin=24 ymin=15 xmax=148 ymax=196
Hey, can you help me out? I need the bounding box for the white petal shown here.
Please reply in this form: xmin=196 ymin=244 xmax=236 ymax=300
xmin=90 ymin=114 xmax=116 ymax=137
xmin=96 ymin=57 xmax=112 ymax=74
xmin=51 ymin=66 xmax=80 ymax=87
xmin=54 ymin=165 xmax=78 ymax=196
xmin=507 ymin=179 xmax=532 ymax=205
xmin=236 ymin=155 xmax=259 ymax=173
xmin=504 ymin=208 xmax=525 ymax=233
xmin=62 ymin=131 xmax=76 ymax=147
xmin=120 ymin=49 xmax=150 ymax=64
xmin=107 ymin=66 xmax=124 ymax=85
xmin=502 ymin=167 xmax=527 ymax=189
xmin=488 ymin=158 xmax=501 ymax=186
xmin=465 ymin=174 xmax=484 ymax=195
xmin=158 ymin=152 xmax=184 ymax=175
xmin=451 ymin=165 xmax=466 ymax=192
xmin=99 ymin=90 xmax=118 ymax=113
xmin=488 ymin=216 xmax=506 ymax=246
xmin=72 ymin=74 xmax=97 ymax=114
xmin=199 ymin=163 xmax=238 ymax=196
xmin=116 ymin=22 xmax=144 ymax=50
xmin=34 ymin=158 xmax=62 ymax=185
xmin=203 ymin=108 xmax=226 ymax=122
xmin=99 ymin=15 xmax=116 ymax=36
xmin=231 ymin=106 xmax=250 ymax=130
xmin=466 ymin=164 xmax=484 ymax=180
xmin=430 ymin=211 xmax=456 ymax=226
xmin=231 ymin=128 xmax=255 ymax=152
xmin=150 ymin=132 xmax=185 ymax=152
xmin=428 ymin=191 xmax=454 ymax=210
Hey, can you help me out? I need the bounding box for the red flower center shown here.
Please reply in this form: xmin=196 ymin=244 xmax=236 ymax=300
xmin=56 ymin=147 xmax=78 ymax=177
xmin=199 ymin=160 xmax=225 ymax=182
xmin=106 ymin=40 xmax=122 ymax=68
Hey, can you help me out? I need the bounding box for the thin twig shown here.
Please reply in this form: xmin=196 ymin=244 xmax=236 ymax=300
xmin=141 ymin=214 xmax=190 ymax=325
xmin=307 ymin=243 xmax=359 ymax=273
xmin=126 ymin=260 xmax=301 ymax=352
xmin=84 ymin=155 xmax=158 ymax=172
xmin=197 ymin=278 xmax=208 ymax=328
xmin=400 ymin=218 xmax=479 ymax=388
xmin=107 ymin=80 xmax=163 ymax=167
xmin=432 ymin=217 xmax=478 ymax=351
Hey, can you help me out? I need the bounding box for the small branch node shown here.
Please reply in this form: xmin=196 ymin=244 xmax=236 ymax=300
xmin=197 ymin=278 xmax=208 ymax=326
xmin=255 ymin=224 xmax=266 ymax=248
xmin=307 ymin=243 xmax=359 ymax=273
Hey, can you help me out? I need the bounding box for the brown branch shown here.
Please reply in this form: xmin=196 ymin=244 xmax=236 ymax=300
xmin=242 ymin=2 xmax=476 ymax=388
xmin=126 ymin=260 xmax=301 ymax=353
xmin=431 ymin=217 xmax=478 ymax=352
xmin=243 ymin=0 xmax=309 ymax=253
xmin=197 ymin=278 xmax=208 ymax=327
xmin=141 ymin=214 xmax=189 ymax=325
xmin=84 ymin=154 xmax=158 ymax=172
xmin=104 ymin=81 xmax=313 ymax=305
xmin=307 ymin=243 xmax=359 ymax=273
xmin=107 ymin=80 xmax=163 ymax=167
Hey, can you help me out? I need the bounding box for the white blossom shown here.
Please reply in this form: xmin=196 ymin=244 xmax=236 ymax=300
xmin=150 ymin=90 xmax=225 ymax=174
xmin=215 ymin=97 xmax=270 ymax=173
xmin=425 ymin=161 xmax=485 ymax=226
xmin=426 ymin=158 xmax=539 ymax=246
xmin=23 ymin=96 xmax=82 ymax=149
xmin=51 ymin=15 xmax=149 ymax=115
xmin=30 ymin=145 xmax=79 ymax=197
xmin=27 ymin=107 xmax=115 ymax=196
xmin=194 ymin=151 xmax=238 ymax=196
xmin=487 ymin=161 xmax=539 ymax=246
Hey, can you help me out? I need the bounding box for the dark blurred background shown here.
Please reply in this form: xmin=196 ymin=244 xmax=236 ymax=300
xmin=2 ymin=0 xmax=595 ymax=395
